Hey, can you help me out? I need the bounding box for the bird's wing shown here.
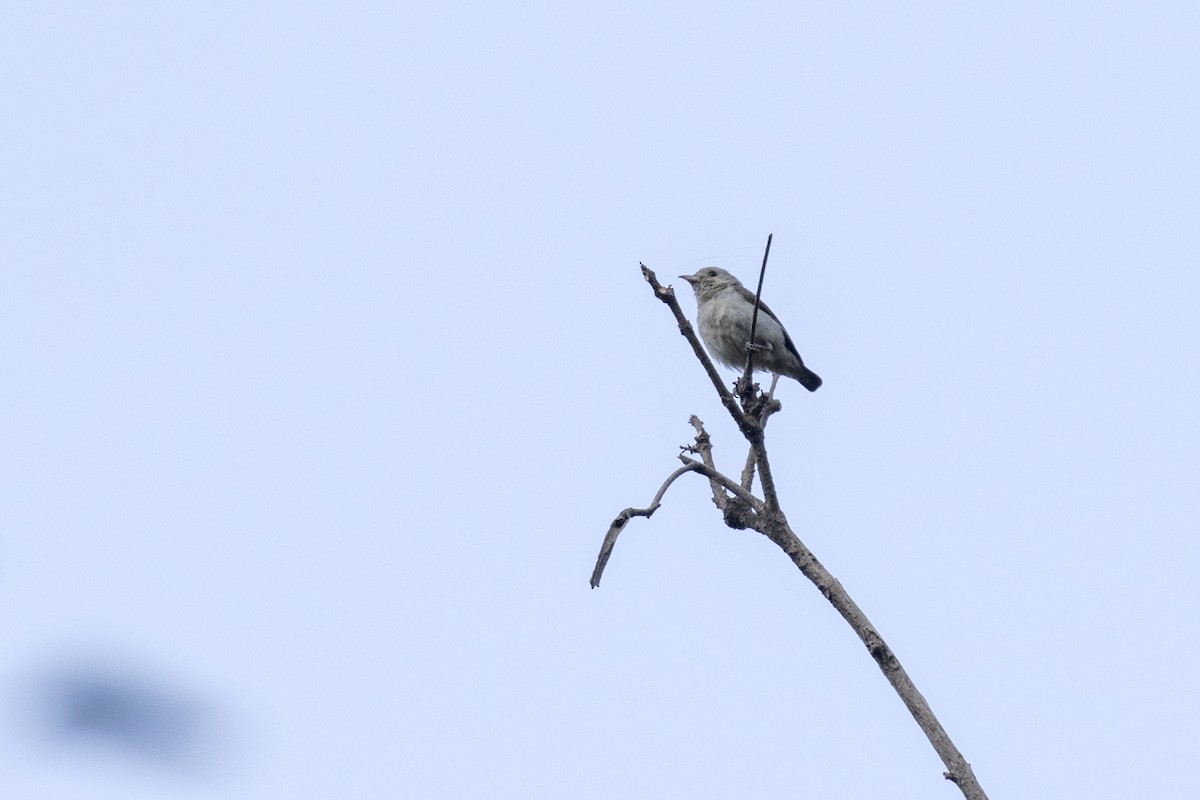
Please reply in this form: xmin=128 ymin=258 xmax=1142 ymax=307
xmin=746 ymin=296 xmax=806 ymax=364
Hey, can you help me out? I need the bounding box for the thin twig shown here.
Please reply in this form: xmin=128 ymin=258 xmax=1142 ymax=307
xmin=687 ymin=415 xmax=727 ymax=508
xmin=687 ymin=415 xmax=715 ymax=468
xmin=742 ymin=233 xmax=773 ymax=385
xmin=753 ymin=435 xmax=782 ymax=512
xmin=740 ymin=381 xmax=781 ymax=490
xmin=589 ymin=462 xmax=705 ymax=589
xmin=677 ymin=456 xmax=763 ymax=511
xmin=740 ymin=447 xmax=758 ymax=491
xmin=641 ymin=264 xmax=758 ymax=437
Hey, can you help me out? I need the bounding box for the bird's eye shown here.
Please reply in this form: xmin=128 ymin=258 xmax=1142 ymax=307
xmin=706 ymin=269 xmax=717 ymax=277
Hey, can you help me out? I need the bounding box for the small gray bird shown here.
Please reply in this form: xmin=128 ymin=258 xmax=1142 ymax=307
xmin=680 ymin=267 xmax=822 ymax=392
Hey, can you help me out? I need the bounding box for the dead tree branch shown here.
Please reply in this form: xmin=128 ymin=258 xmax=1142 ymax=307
xmin=589 ymin=462 xmax=704 ymax=589
xmin=639 ymin=264 xmax=758 ymax=439
xmin=590 ymin=261 xmax=990 ymax=800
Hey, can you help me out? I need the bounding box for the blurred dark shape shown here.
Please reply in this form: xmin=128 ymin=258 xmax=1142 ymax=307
xmin=33 ymin=661 xmax=226 ymax=774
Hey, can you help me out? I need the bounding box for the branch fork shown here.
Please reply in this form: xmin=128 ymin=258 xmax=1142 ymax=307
xmin=591 ymin=252 xmax=990 ymax=800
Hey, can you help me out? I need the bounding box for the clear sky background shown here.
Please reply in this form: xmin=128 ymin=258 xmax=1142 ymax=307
xmin=3 ymin=2 xmax=1198 ymax=798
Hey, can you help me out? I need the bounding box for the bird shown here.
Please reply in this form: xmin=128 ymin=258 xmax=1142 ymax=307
xmin=679 ymin=267 xmax=822 ymax=392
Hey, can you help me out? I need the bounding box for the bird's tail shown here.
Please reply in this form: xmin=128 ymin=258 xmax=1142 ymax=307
xmin=793 ymin=365 xmax=822 ymax=392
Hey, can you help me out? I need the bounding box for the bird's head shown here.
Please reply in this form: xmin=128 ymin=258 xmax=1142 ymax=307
xmin=679 ymin=267 xmax=741 ymax=299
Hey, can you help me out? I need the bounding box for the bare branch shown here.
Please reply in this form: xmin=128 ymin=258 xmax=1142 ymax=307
xmin=640 ymin=264 xmax=758 ymax=437
xmin=594 ymin=259 xmax=991 ymax=800
xmin=740 ymin=383 xmax=781 ymax=490
xmin=740 ymin=233 xmax=772 ymax=394
xmin=686 ymin=415 xmax=727 ymax=509
xmin=740 ymin=449 xmax=758 ymax=490
xmin=751 ymin=432 xmax=782 ymax=512
xmin=755 ymin=512 xmax=989 ymax=799
xmin=686 ymin=415 xmax=715 ymax=468
xmin=677 ymin=456 xmax=762 ymax=512
xmin=589 ymin=462 xmax=704 ymax=589
xmin=679 ymin=455 xmax=761 ymax=530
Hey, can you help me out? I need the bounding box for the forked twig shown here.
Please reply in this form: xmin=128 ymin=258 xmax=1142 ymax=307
xmin=591 ymin=258 xmax=990 ymax=800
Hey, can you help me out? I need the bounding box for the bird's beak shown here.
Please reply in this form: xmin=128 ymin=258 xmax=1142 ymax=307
xmin=679 ymin=274 xmax=698 ymax=285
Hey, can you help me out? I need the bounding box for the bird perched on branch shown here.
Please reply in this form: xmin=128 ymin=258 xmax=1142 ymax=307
xmin=680 ymin=267 xmax=822 ymax=392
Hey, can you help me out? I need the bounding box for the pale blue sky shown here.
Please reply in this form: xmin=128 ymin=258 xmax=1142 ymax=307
xmin=3 ymin=2 xmax=1199 ymax=798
